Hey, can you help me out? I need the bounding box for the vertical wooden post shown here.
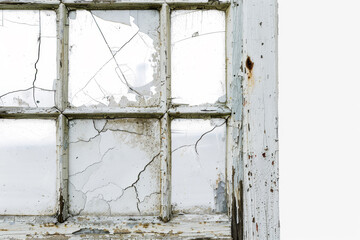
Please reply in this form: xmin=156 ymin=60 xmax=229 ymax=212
xmin=56 ymin=3 xmax=69 ymax=222
xmin=159 ymin=3 xmax=172 ymax=222
xmin=227 ymin=0 xmax=279 ymax=239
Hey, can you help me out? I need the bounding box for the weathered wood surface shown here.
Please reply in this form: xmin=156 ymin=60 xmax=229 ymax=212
xmin=0 ymin=107 xmax=60 ymax=118
xmin=62 ymin=107 xmax=164 ymax=119
xmin=0 ymin=0 xmax=230 ymax=9
xmin=0 ymin=215 xmax=231 ymax=239
xmin=227 ymin=0 xmax=279 ymax=239
xmin=168 ymin=105 xmax=231 ymax=118
xmin=159 ymin=3 xmax=172 ymax=222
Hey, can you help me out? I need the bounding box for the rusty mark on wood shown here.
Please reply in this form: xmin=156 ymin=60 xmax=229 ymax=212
xmin=245 ymin=56 xmax=255 ymax=90
xmin=57 ymin=193 xmax=65 ymax=223
xmin=246 ymin=56 xmax=254 ymax=71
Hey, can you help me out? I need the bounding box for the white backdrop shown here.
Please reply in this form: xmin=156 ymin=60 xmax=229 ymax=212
xmin=279 ymin=0 xmax=360 ymax=239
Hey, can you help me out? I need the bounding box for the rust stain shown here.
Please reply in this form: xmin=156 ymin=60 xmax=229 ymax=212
xmin=114 ymin=229 xmax=131 ymax=234
xmin=246 ymin=56 xmax=255 ymax=89
xmin=43 ymin=223 xmax=56 ymax=228
xmin=246 ymin=56 xmax=254 ymax=71
xmin=256 ymin=223 xmax=259 ymax=232
xmin=57 ymin=193 xmax=65 ymax=223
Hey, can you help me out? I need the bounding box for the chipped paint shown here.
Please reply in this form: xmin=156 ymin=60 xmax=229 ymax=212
xmin=227 ymin=0 xmax=279 ymax=239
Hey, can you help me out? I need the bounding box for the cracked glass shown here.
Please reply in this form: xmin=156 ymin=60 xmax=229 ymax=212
xmin=0 ymin=119 xmax=57 ymax=215
xmin=69 ymin=119 xmax=161 ymax=216
xmin=171 ymin=119 xmax=227 ymax=214
xmin=0 ymin=10 xmax=57 ymax=108
xmin=68 ymin=10 xmax=160 ymax=108
xmin=171 ymin=10 xmax=226 ymax=106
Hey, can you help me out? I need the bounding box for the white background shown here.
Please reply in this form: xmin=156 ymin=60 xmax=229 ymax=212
xmin=279 ymin=0 xmax=360 ymax=239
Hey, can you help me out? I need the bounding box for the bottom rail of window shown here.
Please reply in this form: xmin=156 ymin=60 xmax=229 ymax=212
xmin=0 ymin=214 xmax=231 ymax=239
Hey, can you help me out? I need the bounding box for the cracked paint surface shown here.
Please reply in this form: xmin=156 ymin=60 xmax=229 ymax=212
xmin=69 ymin=119 xmax=160 ymax=216
xmin=0 ymin=10 xmax=57 ymax=107
xmin=68 ymin=10 xmax=160 ymax=108
xmin=0 ymin=119 xmax=57 ymax=215
xmin=171 ymin=119 xmax=227 ymax=214
xmin=171 ymin=10 xmax=226 ymax=106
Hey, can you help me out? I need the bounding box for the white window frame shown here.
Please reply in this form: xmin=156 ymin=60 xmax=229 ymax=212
xmin=0 ymin=0 xmax=279 ymax=239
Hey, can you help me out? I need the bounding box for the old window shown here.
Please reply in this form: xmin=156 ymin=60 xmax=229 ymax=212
xmin=0 ymin=1 xmax=279 ymax=239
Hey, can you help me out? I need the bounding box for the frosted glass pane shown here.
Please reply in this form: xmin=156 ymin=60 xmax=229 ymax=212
xmin=171 ymin=119 xmax=226 ymax=214
xmin=69 ymin=10 xmax=160 ymax=108
xmin=0 ymin=10 xmax=57 ymax=107
xmin=69 ymin=119 xmax=161 ymax=216
xmin=171 ymin=10 xmax=226 ymax=105
xmin=0 ymin=119 xmax=57 ymax=215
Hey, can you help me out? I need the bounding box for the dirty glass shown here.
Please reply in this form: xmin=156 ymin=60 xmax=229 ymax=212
xmin=68 ymin=10 xmax=160 ymax=108
xmin=171 ymin=119 xmax=227 ymax=214
xmin=68 ymin=119 xmax=161 ymax=215
xmin=171 ymin=10 xmax=226 ymax=106
xmin=0 ymin=119 xmax=57 ymax=215
xmin=0 ymin=10 xmax=57 ymax=107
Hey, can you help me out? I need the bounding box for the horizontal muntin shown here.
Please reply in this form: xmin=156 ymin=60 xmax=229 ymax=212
xmin=0 ymin=107 xmax=60 ymax=119
xmin=168 ymin=105 xmax=231 ymax=118
xmin=0 ymin=105 xmax=232 ymax=119
xmin=62 ymin=107 xmax=164 ymax=119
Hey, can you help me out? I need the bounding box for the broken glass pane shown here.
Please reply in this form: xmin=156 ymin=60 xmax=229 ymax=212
xmin=68 ymin=10 xmax=160 ymax=108
xmin=0 ymin=119 xmax=57 ymax=215
xmin=0 ymin=10 xmax=57 ymax=107
xmin=171 ymin=119 xmax=227 ymax=214
xmin=171 ymin=10 xmax=226 ymax=106
xmin=69 ymin=119 xmax=161 ymax=216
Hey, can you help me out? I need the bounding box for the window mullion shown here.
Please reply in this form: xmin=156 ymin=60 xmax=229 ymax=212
xmin=159 ymin=3 xmax=172 ymax=222
xmin=56 ymin=3 xmax=68 ymax=112
xmin=55 ymin=3 xmax=69 ymax=222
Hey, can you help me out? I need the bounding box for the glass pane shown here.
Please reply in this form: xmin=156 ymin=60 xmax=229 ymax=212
xmin=0 ymin=119 xmax=57 ymax=215
xmin=0 ymin=10 xmax=57 ymax=107
xmin=171 ymin=119 xmax=227 ymax=214
xmin=69 ymin=119 xmax=161 ymax=216
xmin=171 ymin=10 xmax=226 ymax=106
xmin=69 ymin=10 xmax=160 ymax=108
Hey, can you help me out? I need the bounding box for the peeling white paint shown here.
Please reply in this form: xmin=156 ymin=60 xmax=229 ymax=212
xmin=0 ymin=10 xmax=57 ymax=107
xmin=68 ymin=119 xmax=161 ymax=216
xmin=68 ymin=10 xmax=160 ymax=108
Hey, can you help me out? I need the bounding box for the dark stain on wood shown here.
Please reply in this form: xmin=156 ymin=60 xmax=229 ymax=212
xmin=246 ymin=56 xmax=254 ymax=72
xmin=57 ymin=193 xmax=65 ymax=223
xmin=231 ymin=181 xmax=243 ymax=240
xmin=72 ymin=228 xmax=110 ymax=235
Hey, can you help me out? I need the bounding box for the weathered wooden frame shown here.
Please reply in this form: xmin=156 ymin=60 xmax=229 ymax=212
xmin=0 ymin=0 xmax=278 ymax=239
